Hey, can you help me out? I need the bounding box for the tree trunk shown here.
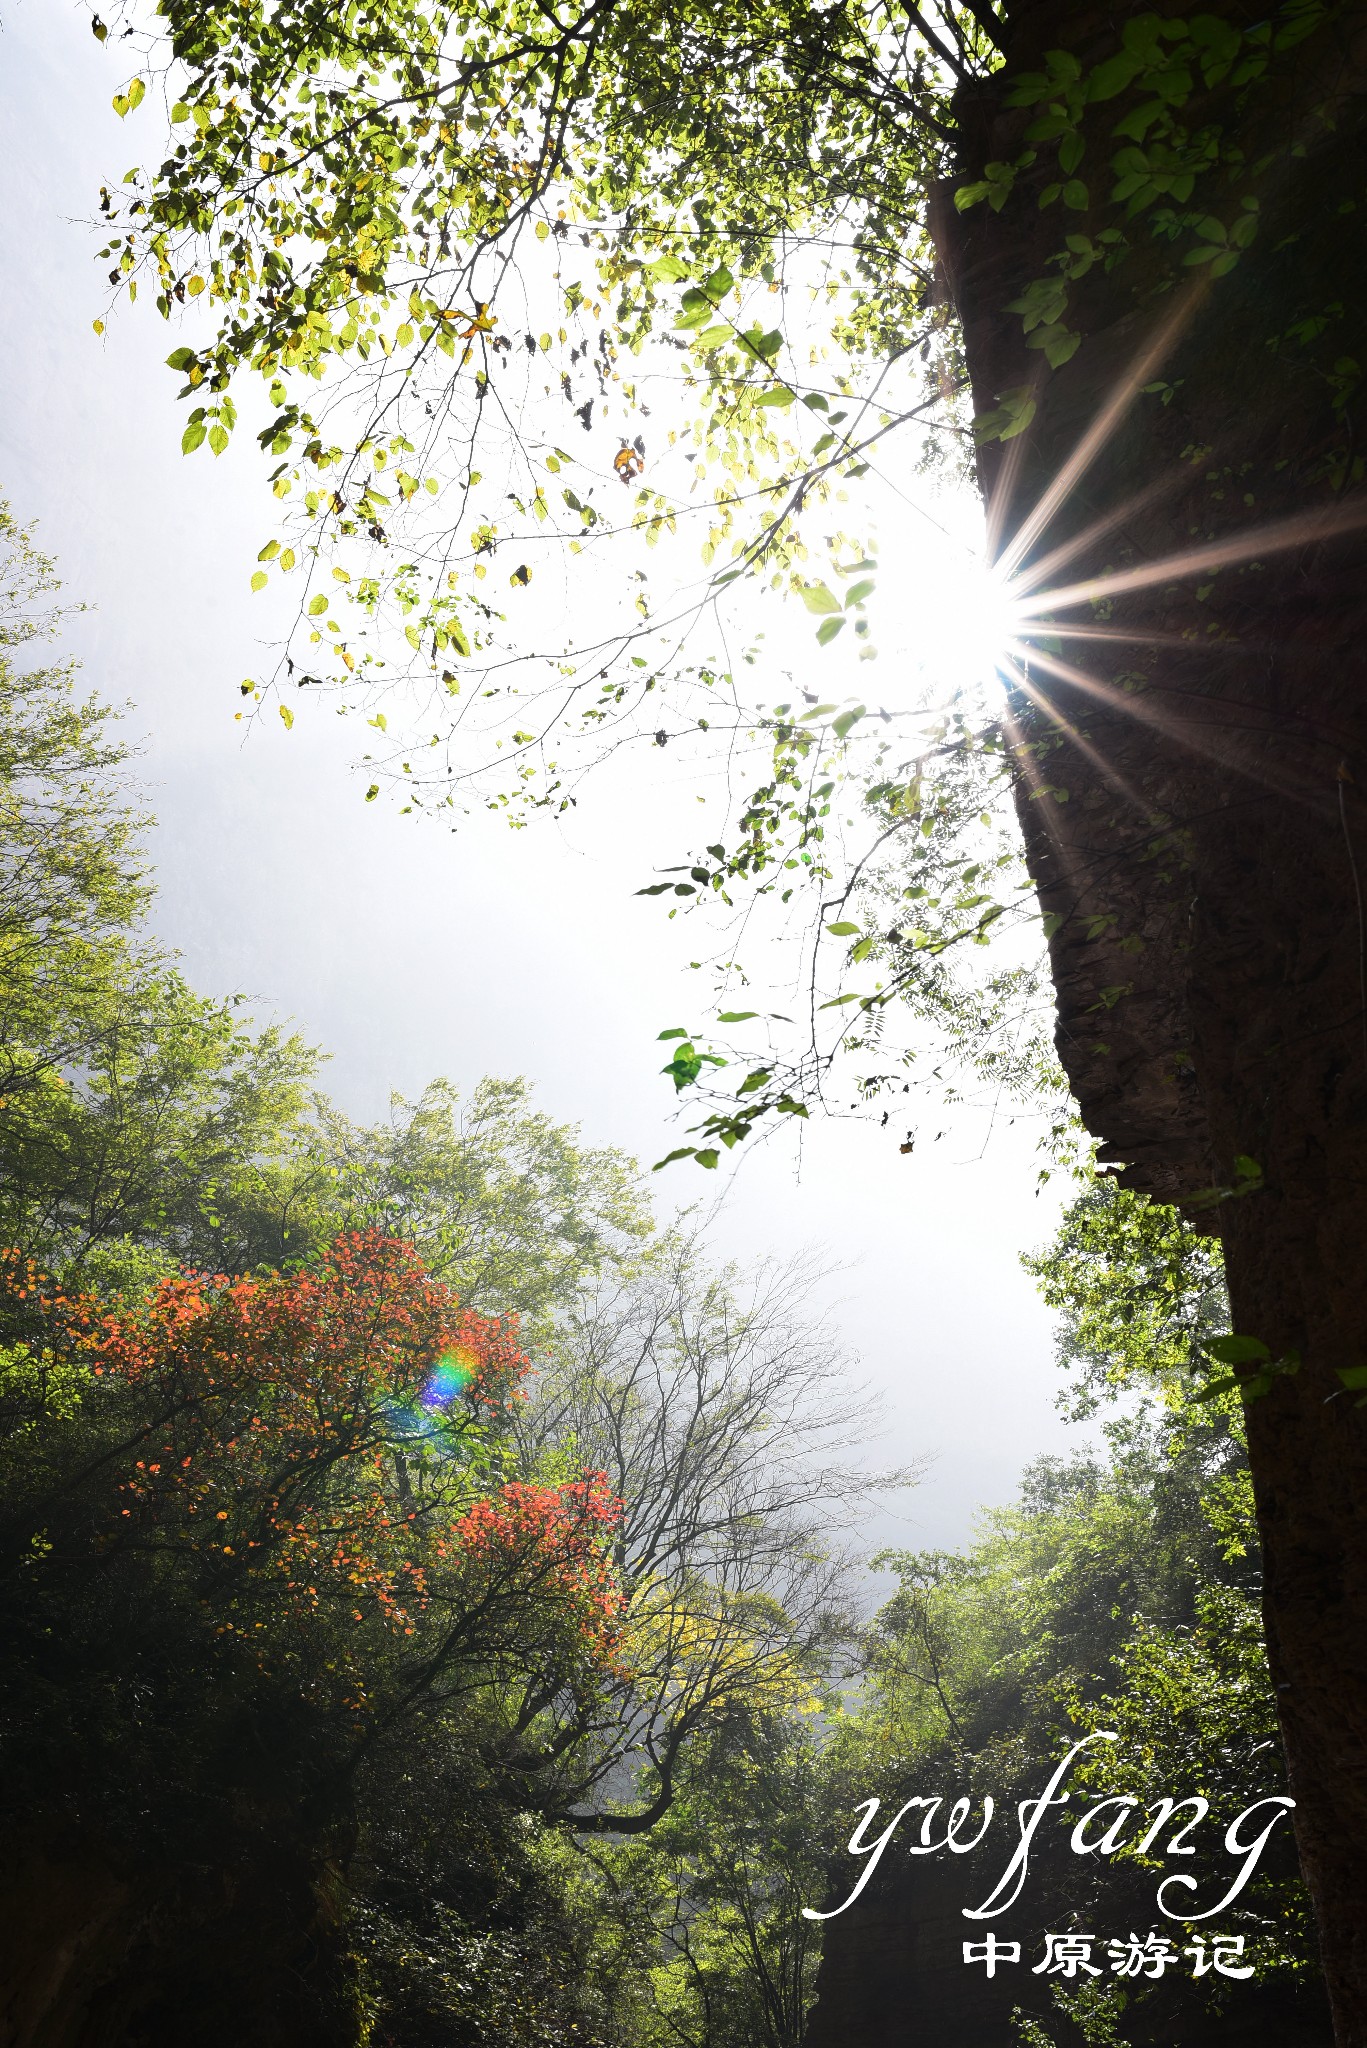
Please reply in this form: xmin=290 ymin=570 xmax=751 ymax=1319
xmin=933 ymin=0 xmax=1367 ymax=2037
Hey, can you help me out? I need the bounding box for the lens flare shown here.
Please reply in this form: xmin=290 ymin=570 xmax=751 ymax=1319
xmin=890 ymin=535 xmax=1032 ymax=706
xmin=953 ymin=553 xmax=1026 ymax=691
xmin=381 ymin=1346 xmax=482 ymax=1459
xmin=940 ymin=284 xmax=1367 ymax=749
xmin=421 ymin=1345 xmax=479 ymax=1411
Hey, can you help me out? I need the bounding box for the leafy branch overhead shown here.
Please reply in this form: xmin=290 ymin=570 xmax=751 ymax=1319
xmin=90 ymin=0 xmax=1361 ymax=1175
xmin=98 ymin=0 xmax=960 ymax=762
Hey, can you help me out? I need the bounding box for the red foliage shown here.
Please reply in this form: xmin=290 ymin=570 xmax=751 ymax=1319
xmin=451 ymin=1474 xmax=627 ymax=1622
xmin=1 ymin=1233 xmax=625 ymax=1694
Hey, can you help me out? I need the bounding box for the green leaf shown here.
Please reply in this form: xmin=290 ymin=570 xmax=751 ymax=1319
xmin=816 ymin=616 xmax=845 ymax=645
xmin=1025 ymin=112 xmax=1074 ymax=142
xmin=717 ymin=1010 xmax=759 ymax=1023
xmin=1087 ymin=50 xmax=1144 ymax=99
xmin=250 ymin=571 xmax=268 ymax=593
xmin=799 ymin=581 xmax=842 ymax=615
xmin=652 ymin=1146 xmax=699 ymax=1171
xmin=1003 ymin=70 xmax=1050 ymax=105
xmin=1112 ymin=98 xmax=1165 ymax=139
xmin=844 ymin=578 xmax=875 ymax=606
xmin=1041 ymin=325 xmax=1082 ymax=367
xmin=1192 ymin=1372 xmax=1242 ymax=1403
xmin=974 ymin=389 xmax=1037 ymax=445
xmin=826 ymin=922 xmax=860 ymax=937
xmin=674 ymin=293 xmax=712 ymax=332
xmin=657 ymin=1026 xmax=690 ymax=1041
xmin=1206 ymin=1334 xmax=1271 ymax=1366
xmin=181 ymin=420 xmax=207 ymax=455
xmin=1336 ymin=1365 xmax=1367 ymax=1390
xmin=307 ymin=593 xmax=328 ymax=616
xmin=831 ymin=705 xmax=866 ymax=739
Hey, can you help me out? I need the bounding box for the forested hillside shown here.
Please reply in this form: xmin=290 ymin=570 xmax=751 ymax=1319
xmin=0 ymin=501 xmax=1334 ymax=2043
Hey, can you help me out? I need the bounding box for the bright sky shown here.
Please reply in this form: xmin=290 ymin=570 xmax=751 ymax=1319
xmin=0 ymin=1 xmax=1088 ymax=1554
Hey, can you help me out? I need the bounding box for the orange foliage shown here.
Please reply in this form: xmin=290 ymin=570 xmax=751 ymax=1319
xmin=0 ymin=1232 xmax=624 ymax=1699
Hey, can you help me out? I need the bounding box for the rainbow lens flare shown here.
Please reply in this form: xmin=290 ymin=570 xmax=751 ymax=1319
xmin=383 ymin=1347 xmax=482 ymax=1457
xmin=421 ymin=1346 xmax=479 ymax=1411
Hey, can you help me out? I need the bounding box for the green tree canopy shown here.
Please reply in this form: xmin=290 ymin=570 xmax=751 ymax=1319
xmin=0 ymin=499 xmax=149 ymax=1131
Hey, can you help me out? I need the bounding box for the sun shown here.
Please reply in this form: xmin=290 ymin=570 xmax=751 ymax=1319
xmin=876 ymin=512 xmax=1029 ymax=710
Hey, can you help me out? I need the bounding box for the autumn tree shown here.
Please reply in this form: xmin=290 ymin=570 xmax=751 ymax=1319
xmin=0 ymin=1227 xmax=628 ymax=2041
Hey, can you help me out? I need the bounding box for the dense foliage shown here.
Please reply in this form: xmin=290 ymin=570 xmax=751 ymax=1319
xmin=813 ymin=1179 xmax=1328 ymax=2045
xmin=0 ymin=501 xmax=869 ymax=2043
xmin=0 ymin=496 xmax=1331 ymax=2040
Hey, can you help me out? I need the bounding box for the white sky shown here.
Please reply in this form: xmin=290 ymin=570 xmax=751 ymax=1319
xmin=0 ymin=0 xmax=1088 ymax=1555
